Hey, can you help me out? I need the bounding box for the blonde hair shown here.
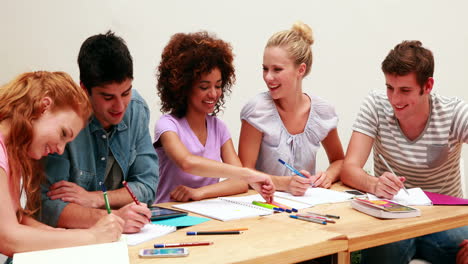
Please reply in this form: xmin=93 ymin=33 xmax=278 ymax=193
xmin=0 ymin=71 xmax=92 ymax=218
xmin=266 ymin=21 xmax=314 ymax=76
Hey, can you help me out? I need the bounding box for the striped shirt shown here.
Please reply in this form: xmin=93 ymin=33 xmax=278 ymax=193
xmin=353 ymin=90 xmax=468 ymax=197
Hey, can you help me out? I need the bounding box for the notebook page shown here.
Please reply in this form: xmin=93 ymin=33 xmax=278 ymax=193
xmin=13 ymin=240 xmax=129 ymax=264
xmin=274 ymin=187 xmax=354 ymax=206
xmin=220 ymin=194 xmax=311 ymax=209
xmin=173 ymin=198 xmax=272 ymax=221
xmin=367 ymin=187 xmax=432 ymax=206
xmin=125 ymin=223 xmax=176 ymax=246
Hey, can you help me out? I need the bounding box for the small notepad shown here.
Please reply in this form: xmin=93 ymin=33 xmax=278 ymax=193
xmin=173 ymin=196 xmax=273 ymax=221
xmin=125 ymin=223 xmax=176 ymax=246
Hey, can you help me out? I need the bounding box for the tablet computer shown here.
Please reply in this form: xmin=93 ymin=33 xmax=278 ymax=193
xmin=150 ymin=205 xmax=188 ymax=221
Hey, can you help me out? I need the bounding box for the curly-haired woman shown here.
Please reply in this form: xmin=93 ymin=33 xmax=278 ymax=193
xmin=154 ymin=31 xmax=275 ymax=203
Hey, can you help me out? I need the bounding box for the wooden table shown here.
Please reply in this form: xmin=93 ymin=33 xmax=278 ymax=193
xmin=128 ymin=183 xmax=468 ymax=264
xmin=128 ymin=211 xmax=347 ymax=264
xmin=302 ymin=183 xmax=468 ymax=263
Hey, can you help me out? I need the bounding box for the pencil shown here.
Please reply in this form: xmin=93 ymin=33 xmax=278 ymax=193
xmin=154 ymin=242 xmax=213 ymax=248
xmin=197 ymin=228 xmax=248 ymax=232
xmin=122 ymin=180 xmax=140 ymax=205
xmin=187 ymin=231 xmax=242 ymax=235
xmin=378 ymin=154 xmax=410 ymax=195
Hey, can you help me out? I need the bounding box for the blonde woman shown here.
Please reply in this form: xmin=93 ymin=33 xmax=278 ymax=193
xmin=239 ymin=22 xmax=344 ymax=196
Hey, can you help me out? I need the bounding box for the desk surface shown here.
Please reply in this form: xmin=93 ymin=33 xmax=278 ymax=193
xmin=128 ymin=212 xmax=347 ymax=264
xmin=128 ymin=183 xmax=468 ymax=264
xmin=315 ymin=182 xmax=468 ymax=252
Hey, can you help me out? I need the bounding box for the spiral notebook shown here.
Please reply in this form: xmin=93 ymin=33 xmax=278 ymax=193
xmin=172 ymin=195 xmax=274 ymax=221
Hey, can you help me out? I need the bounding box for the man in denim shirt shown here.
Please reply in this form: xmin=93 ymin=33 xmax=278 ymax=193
xmin=40 ymin=31 xmax=159 ymax=234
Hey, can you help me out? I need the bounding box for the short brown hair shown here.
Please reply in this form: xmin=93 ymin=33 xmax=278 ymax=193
xmin=156 ymin=31 xmax=235 ymax=118
xmin=381 ymin=40 xmax=434 ymax=88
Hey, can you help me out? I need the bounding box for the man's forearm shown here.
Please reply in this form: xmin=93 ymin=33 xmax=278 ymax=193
xmin=57 ymin=203 xmax=107 ymax=229
xmin=341 ymin=163 xmax=378 ymax=194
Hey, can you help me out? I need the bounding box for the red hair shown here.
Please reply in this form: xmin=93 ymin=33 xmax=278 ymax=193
xmin=0 ymin=71 xmax=91 ymax=217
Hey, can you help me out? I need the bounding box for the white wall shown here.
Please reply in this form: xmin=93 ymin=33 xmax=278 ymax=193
xmin=1 ymin=0 xmax=467 ymax=196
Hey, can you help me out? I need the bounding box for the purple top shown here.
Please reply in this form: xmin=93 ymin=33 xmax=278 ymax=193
xmin=154 ymin=114 xmax=231 ymax=203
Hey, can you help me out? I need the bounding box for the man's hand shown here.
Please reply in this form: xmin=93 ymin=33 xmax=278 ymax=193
xmin=373 ymin=172 xmax=405 ymax=199
xmin=47 ymin=180 xmax=102 ymax=208
xmin=114 ymin=203 xmax=151 ymax=234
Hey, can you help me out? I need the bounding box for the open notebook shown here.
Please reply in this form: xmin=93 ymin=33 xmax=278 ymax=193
xmin=367 ymin=187 xmax=432 ymax=206
xmin=274 ymin=187 xmax=354 ymax=206
xmin=173 ymin=195 xmax=274 ymax=221
xmin=124 ymin=223 xmax=176 ymax=246
xmin=13 ymin=239 xmax=129 ymax=264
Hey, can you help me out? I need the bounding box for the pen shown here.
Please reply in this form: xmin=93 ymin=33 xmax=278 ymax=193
xmin=122 ymin=180 xmax=140 ymax=205
xmin=306 ymin=211 xmax=340 ymax=219
xmin=187 ymin=231 xmax=242 ymax=235
xmin=378 ymin=154 xmax=410 ymax=195
xmin=278 ymin=159 xmax=315 ymax=187
xmin=154 ymin=242 xmax=213 ymax=248
xmin=100 ymin=182 xmax=111 ymax=214
xmin=278 ymin=159 xmax=306 ymax=178
xmin=269 ymin=201 xmax=298 ymax=212
xmin=296 ymin=214 xmax=336 ymax=223
xmin=290 ymin=215 xmax=326 ymax=225
xmin=252 ymin=201 xmax=280 ymax=211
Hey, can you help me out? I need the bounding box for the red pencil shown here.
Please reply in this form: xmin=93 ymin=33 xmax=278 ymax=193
xmin=122 ymin=180 xmax=140 ymax=205
xmin=154 ymin=242 xmax=213 ymax=248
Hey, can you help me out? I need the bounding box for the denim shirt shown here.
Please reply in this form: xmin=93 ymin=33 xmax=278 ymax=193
xmin=40 ymin=90 xmax=159 ymax=227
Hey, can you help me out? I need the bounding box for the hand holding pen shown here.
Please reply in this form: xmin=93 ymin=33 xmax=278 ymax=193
xmin=278 ymin=159 xmax=314 ymax=195
xmin=377 ymin=154 xmax=409 ymax=197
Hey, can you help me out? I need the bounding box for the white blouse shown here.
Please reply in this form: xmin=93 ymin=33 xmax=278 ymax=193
xmin=241 ymin=92 xmax=338 ymax=176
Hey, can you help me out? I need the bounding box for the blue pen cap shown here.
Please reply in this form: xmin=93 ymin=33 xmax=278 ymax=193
xmin=154 ymin=244 xmax=164 ymax=248
xmin=285 ymin=209 xmax=292 ymax=213
xmin=186 ymin=232 xmax=196 ymax=235
xmin=292 ymin=208 xmax=298 ymax=213
xmin=290 ymin=215 xmax=298 ymax=219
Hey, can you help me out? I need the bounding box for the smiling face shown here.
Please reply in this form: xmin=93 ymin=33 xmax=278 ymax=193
xmin=88 ymin=78 xmax=132 ymax=130
xmin=385 ymin=72 xmax=433 ymax=124
xmin=262 ymin=46 xmax=304 ymax=99
xmin=28 ymin=105 xmax=85 ymax=160
xmin=188 ymin=68 xmax=222 ymax=115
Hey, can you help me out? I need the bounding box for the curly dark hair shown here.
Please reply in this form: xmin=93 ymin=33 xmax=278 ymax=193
xmin=156 ymin=31 xmax=235 ymax=117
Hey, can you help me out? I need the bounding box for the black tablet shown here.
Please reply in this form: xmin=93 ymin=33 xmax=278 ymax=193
xmin=149 ymin=206 xmax=188 ymax=221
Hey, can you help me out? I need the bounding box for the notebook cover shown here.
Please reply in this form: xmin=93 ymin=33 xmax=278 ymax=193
xmin=423 ymin=191 xmax=468 ymax=205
